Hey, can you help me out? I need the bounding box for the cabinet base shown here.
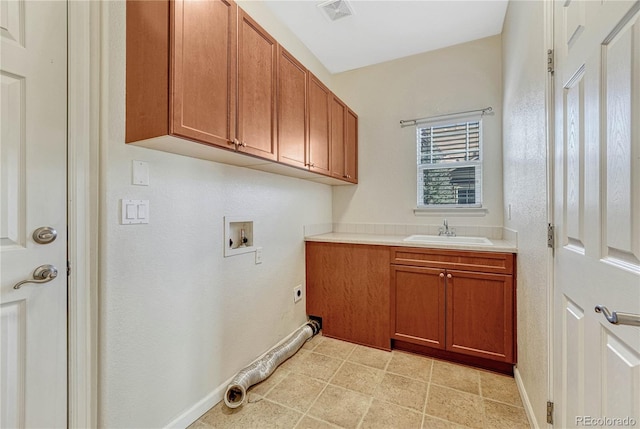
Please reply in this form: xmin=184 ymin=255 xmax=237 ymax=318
xmin=392 ymin=340 xmax=515 ymax=376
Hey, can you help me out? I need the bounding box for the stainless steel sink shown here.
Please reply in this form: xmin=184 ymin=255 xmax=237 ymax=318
xmin=403 ymin=235 xmax=493 ymax=245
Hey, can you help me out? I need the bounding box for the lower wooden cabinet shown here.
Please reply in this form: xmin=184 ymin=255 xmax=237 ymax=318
xmin=305 ymin=242 xmax=517 ymax=366
xmin=446 ymin=269 xmax=514 ymax=362
xmin=390 ymin=266 xmax=445 ymax=349
xmin=390 ymin=248 xmax=516 ymax=364
xmin=305 ymin=242 xmax=390 ymax=350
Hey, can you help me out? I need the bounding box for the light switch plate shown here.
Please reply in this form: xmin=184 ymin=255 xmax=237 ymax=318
xmin=121 ymin=199 xmax=149 ymax=224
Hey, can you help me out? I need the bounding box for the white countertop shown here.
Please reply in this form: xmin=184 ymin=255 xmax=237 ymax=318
xmin=304 ymin=232 xmax=518 ymax=253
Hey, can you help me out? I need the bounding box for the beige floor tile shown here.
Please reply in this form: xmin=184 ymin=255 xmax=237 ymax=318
xmin=265 ymin=372 xmax=326 ymax=413
xmin=313 ymin=337 xmax=356 ymax=359
xmin=483 ymin=399 xmax=530 ymax=429
xmin=387 ymin=350 xmax=433 ymax=382
xmin=248 ymin=367 xmax=290 ymax=397
xmin=192 ymin=346 xmax=526 ymax=429
xmin=308 ymin=385 xmax=371 ymax=429
xmin=200 ymin=398 xmax=302 ymax=429
xmin=360 ymin=399 xmax=423 ymax=429
xmin=295 ymin=415 xmax=341 ymax=429
xmin=422 ymin=415 xmax=473 ymax=429
xmin=373 ymin=372 xmax=428 ymax=412
xmin=479 ymin=371 xmax=522 ymax=407
xmin=347 ymin=345 xmax=392 ymax=370
xmin=280 ymin=349 xmax=311 ymax=374
xmin=330 ymin=361 xmax=384 ymax=395
xmin=187 ymin=419 xmax=213 ymax=429
xmin=431 ymin=360 xmax=480 ymax=395
xmin=296 ymin=352 xmax=343 ymax=381
xmin=425 ymin=385 xmax=484 ymax=429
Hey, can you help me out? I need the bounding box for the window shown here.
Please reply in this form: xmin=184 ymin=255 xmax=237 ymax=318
xmin=417 ymin=120 xmax=482 ymax=208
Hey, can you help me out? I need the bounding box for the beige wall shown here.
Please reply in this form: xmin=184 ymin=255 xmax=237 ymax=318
xmin=331 ymin=35 xmax=503 ymax=228
xmin=99 ymin=2 xmax=333 ymax=427
xmin=502 ymin=1 xmax=550 ymax=428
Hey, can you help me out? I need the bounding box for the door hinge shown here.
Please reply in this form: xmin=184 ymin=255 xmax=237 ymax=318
xmin=67 ymin=260 xmax=71 ymax=277
xmin=547 ymin=224 xmax=555 ymax=248
xmin=547 ymin=49 xmax=554 ymax=74
xmin=547 ymin=401 xmax=554 ymax=424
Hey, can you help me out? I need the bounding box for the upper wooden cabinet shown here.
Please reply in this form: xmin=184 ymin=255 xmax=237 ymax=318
xmin=277 ymin=47 xmax=307 ymax=169
xmin=330 ymin=95 xmax=358 ymax=183
xmin=237 ymin=9 xmax=277 ymax=160
xmin=125 ymin=0 xmax=357 ymax=184
xmin=126 ymin=0 xmax=238 ymax=147
xmin=170 ymin=0 xmax=237 ymax=148
xmin=125 ymin=0 xmax=170 ymax=143
xmin=345 ymin=108 xmax=358 ymax=183
xmin=307 ymin=74 xmax=332 ymax=176
xmin=330 ymin=96 xmax=346 ymax=180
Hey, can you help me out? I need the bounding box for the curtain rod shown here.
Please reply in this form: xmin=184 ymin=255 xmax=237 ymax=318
xmin=399 ymin=106 xmax=493 ymax=128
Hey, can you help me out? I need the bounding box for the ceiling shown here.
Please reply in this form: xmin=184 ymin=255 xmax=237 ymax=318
xmin=264 ymin=0 xmax=509 ymax=74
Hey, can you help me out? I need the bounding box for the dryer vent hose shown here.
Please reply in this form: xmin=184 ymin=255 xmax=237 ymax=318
xmin=224 ymin=320 xmax=321 ymax=408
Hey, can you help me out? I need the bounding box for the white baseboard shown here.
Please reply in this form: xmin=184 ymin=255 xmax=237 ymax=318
xmin=164 ymin=321 xmax=313 ymax=428
xmin=514 ymin=367 xmax=539 ymax=429
xmin=164 ymin=376 xmax=233 ymax=429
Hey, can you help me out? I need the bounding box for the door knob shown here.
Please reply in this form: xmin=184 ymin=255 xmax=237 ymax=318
xmin=13 ymin=264 xmax=59 ymax=290
xmin=595 ymin=306 xmax=640 ymax=327
xmin=33 ymin=226 xmax=57 ymax=244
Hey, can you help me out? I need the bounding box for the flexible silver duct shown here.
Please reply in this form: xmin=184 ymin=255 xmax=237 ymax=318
xmin=224 ymin=320 xmax=321 ymax=408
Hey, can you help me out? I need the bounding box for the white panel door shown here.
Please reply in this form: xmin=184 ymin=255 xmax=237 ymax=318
xmin=0 ymin=1 xmax=67 ymax=427
xmin=553 ymin=1 xmax=640 ymax=427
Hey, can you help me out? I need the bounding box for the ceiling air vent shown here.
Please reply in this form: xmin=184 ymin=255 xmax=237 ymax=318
xmin=318 ymin=0 xmax=354 ymax=21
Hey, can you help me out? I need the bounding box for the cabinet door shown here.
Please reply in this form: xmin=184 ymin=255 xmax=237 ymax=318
xmin=446 ymin=270 xmax=514 ymax=363
xmin=171 ymin=0 xmax=237 ymax=147
xmin=305 ymin=242 xmax=390 ymax=350
xmin=330 ymin=95 xmax=346 ymax=179
xmin=277 ymin=47 xmax=307 ymax=169
xmin=345 ymin=108 xmax=358 ymax=183
xmin=237 ymin=9 xmax=277 ymax=160
xmin=391 ymin=265 xmax=446 ymax=349
xmin=307 ymin=75 xmax=331 ymax=175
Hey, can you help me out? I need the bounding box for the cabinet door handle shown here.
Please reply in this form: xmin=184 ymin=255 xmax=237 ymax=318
xmin=439 ymin=273 xmax=445 ymax=278
xmin=447 ymin=274 xmax=452 ymax=279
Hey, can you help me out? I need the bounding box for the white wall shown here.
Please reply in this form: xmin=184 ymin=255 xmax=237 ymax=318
xmin=502 ymin=1 xmax=550 ymax=428
xmin=331 ymin=36 xmax=503 ymax=227
xmin=99 ymin=2 xmax=333 ymax=427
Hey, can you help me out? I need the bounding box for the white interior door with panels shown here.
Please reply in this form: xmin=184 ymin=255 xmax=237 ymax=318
xmin=1 ymin=0 xmax=68 ymax=427
xmin=553 ymin=0 xmax=640 ymax=427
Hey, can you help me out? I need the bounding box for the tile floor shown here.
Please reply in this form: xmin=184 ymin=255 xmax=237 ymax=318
xmin=189 ymin=334 xmax=530 ymax=429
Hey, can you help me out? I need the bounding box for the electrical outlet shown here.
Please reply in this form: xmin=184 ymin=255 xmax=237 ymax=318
xmin=255 ymin=247 xmax=263 ymax=264
xmin=293 ymin=285 xmax=302 ymax=303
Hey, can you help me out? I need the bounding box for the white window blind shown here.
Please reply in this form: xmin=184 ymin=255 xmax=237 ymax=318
xmin=417 ymin=120 xmax=483 ymax=208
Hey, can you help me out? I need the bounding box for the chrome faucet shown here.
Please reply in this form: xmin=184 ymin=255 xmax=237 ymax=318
xmin=439 ymin=219 xmax=456 ymax=237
